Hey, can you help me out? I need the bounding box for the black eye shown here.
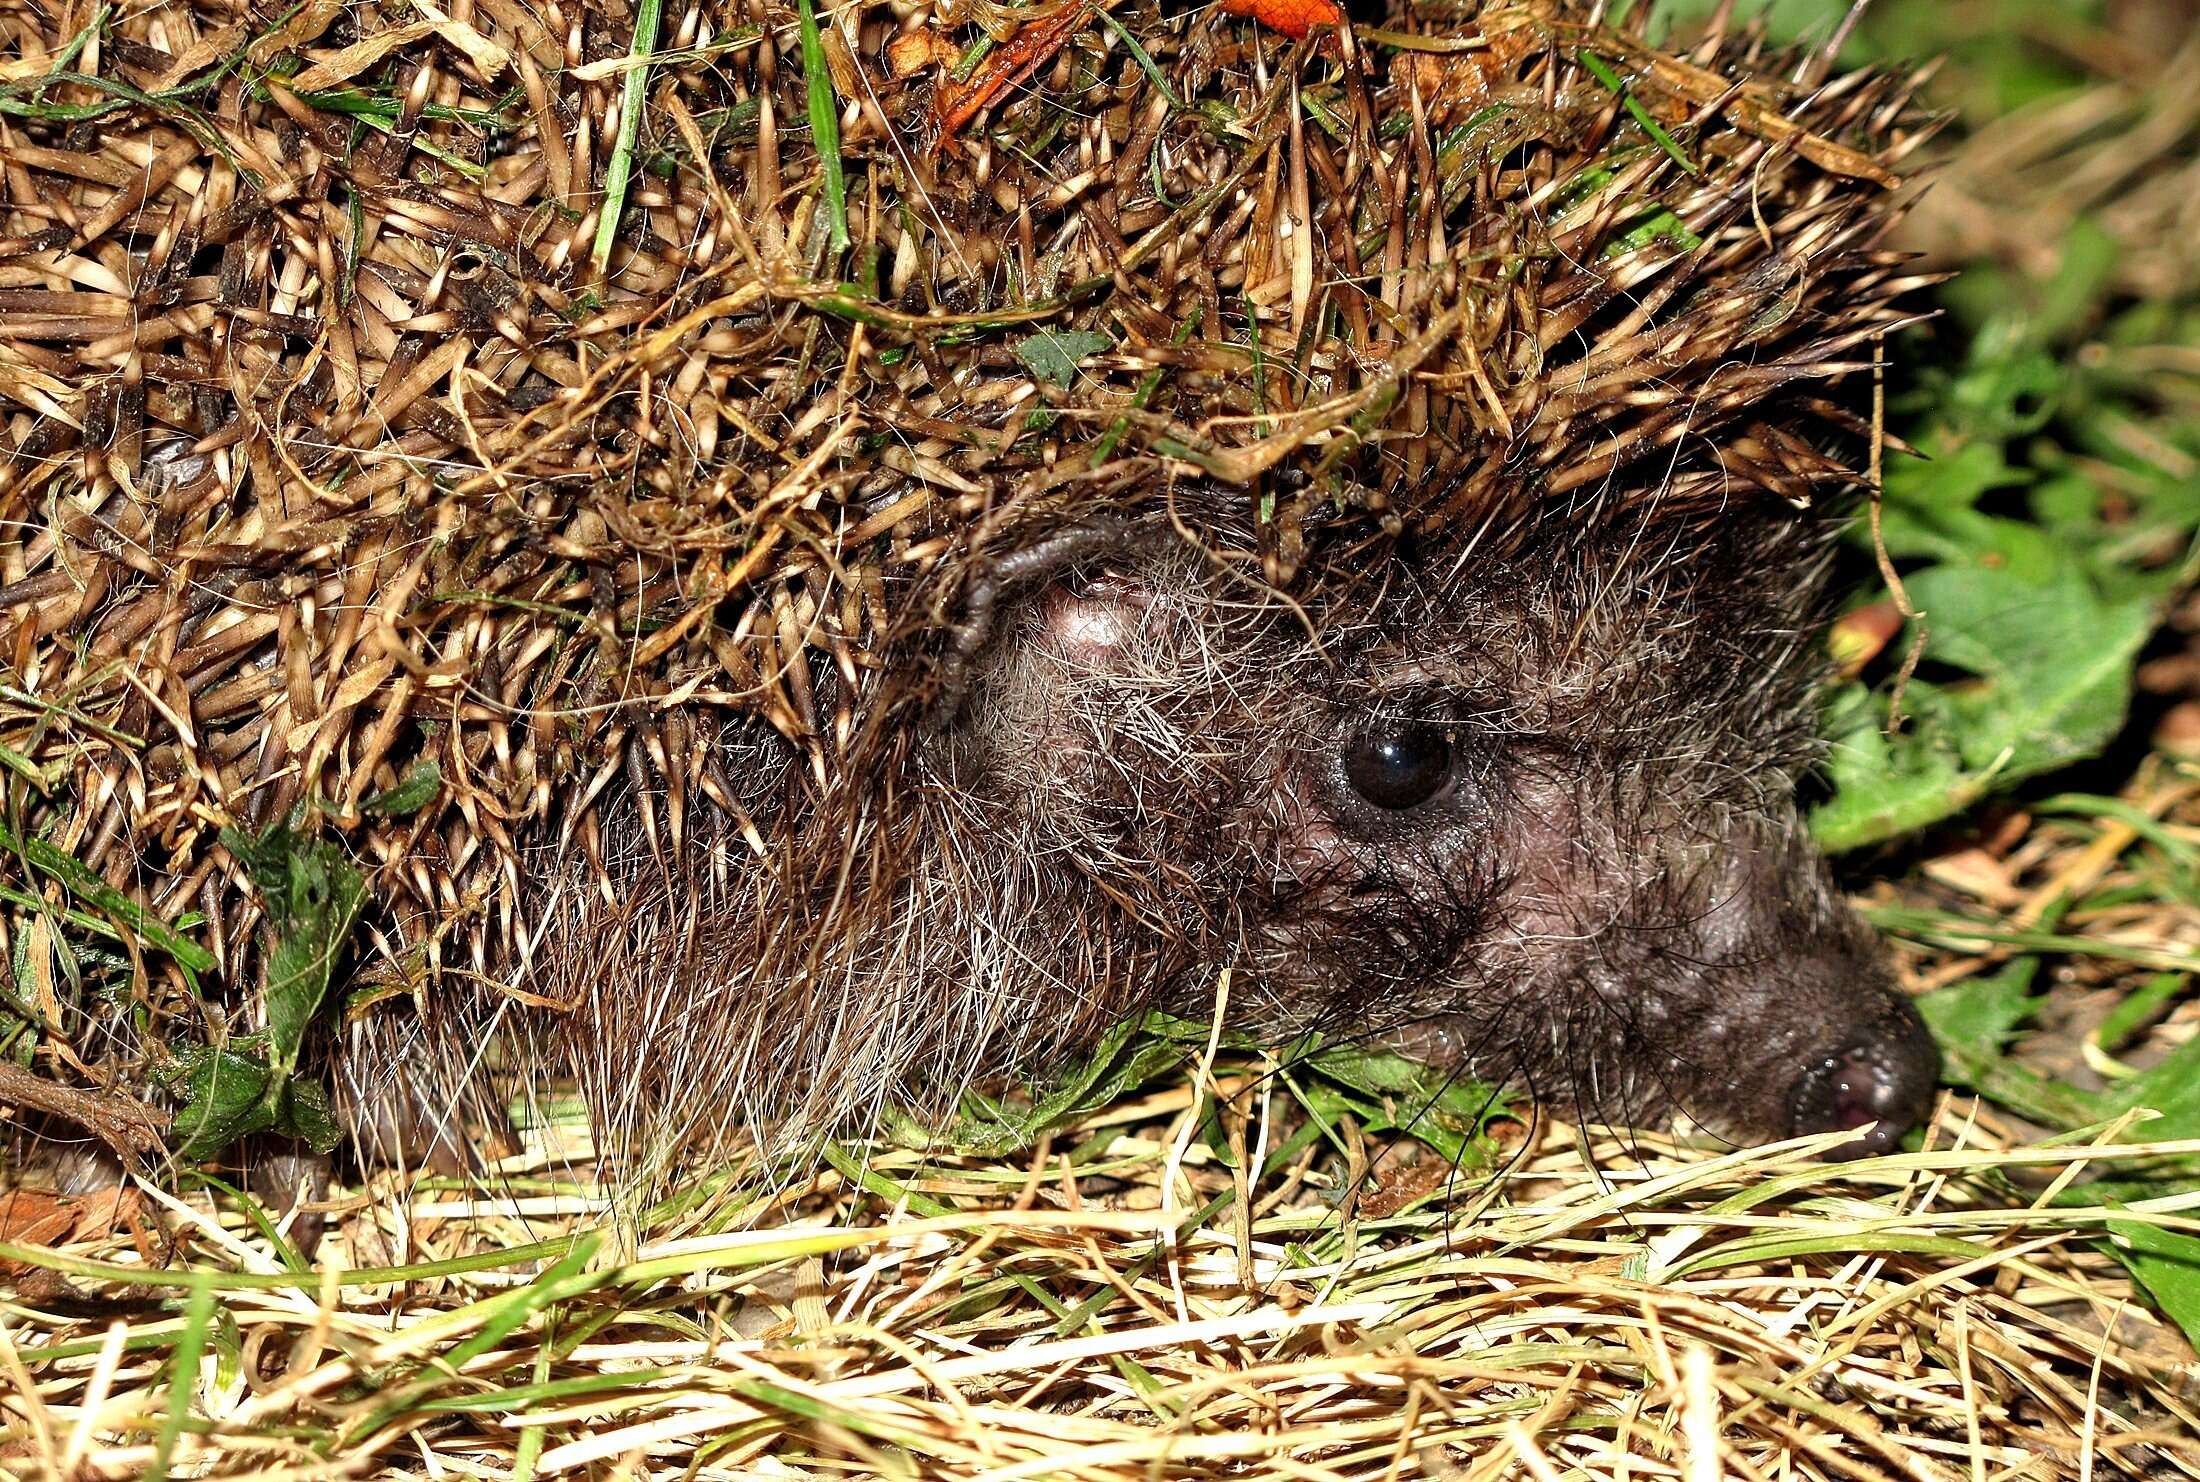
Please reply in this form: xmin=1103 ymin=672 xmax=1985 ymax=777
xmin=1343 ymin=722 xmax=1453 ymax=810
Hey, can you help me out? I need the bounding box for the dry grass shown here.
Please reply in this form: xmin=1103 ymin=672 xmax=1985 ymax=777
xmin=1894 ymin=7 xmax=2200 ymax=302
xmin=5 ymin=1063 xmax=2200 ymax=1479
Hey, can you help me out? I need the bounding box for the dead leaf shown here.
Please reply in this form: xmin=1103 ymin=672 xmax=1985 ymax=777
xmin=889 ymin=28 xmax=959 ymax=79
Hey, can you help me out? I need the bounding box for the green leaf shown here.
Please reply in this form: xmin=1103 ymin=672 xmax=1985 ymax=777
xmin=170 ymin=1047 xmax=279 ymax=1158
xmin=2096 ymin=1034 xmax=2200 ymax=1135
xmin=937 ymin=1010 xmax=1188 ymax=1155
xmin=219 ymin=821 xmax=368 ymax=1086
xmin=1293 ymin=1044 xmax=1510 ymax=1170
xmin=361 ymin=759 xmax=443 ymax=817
xmin=1604 ymin=206 xmax=1701 ymax=256
xmin=1015 ymin=329 xmax=1113 ymax=389
xmin=168 ymin=1043 xmax=342 ymax=1165
xmin=207 ymin=1300 xmax=244 ymax=1390
xmin=2105 ymin=1220 xmax=2200 ymax=1354
xmin=1810 ymin=685 xmax=1985 ymax=852
xmin=1916 ymin=961 xmax=2039 ymax=1077
xmin=0 ymin=740 xmax=56 ymax=792
xmin=280 ymin=1076 xmax=344 ymax=1154
xmin=1913 ymin=960 xmax=2108 ymax=1129
xmin=1811 ymin=202 xmax=2200 ymax=853
xmin=1093 ymin=8 xmax=1178 ymax=109
xmin=1812 ymin=442 xmax=2176 ymax=852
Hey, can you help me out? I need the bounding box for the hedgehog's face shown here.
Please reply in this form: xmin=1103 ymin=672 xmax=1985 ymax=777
xmin=949 ymin=519 xmax=1937 ymax=1157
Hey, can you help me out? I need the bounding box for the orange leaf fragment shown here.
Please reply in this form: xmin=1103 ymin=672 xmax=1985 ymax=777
xmin=1218 ymin=0 xmax=1344 ymax=40
xmin=934 ymin=0 xmax=1097 ymax=141
xmin=1829 ymin=598 xmax=1904 ymax=679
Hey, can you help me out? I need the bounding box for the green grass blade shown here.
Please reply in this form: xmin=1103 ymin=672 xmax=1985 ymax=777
xmin=798 ymin=0 xmax=849 ymax=254
xmin=1579 ymin=52 xmax=1696 ymax=175
xmin=591 ymin=0 xmax=665 ymax=275
xmin=144 ymin=1278 xmax=216 ymax=1482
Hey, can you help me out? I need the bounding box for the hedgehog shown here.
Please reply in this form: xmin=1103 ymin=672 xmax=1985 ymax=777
xmin=0 ymin=0 xmax=1940 ymax=1197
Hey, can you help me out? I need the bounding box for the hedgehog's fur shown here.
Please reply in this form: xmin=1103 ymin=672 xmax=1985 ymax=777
xmin=0 ymin=0 xmax=1931 ymax=1182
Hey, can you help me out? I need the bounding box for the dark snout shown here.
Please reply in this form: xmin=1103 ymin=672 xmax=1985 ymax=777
xmin=1784 ymin=994 xmax=1940 ymax=1159
xmin=1640 ymin=826 xmax=1943 ymax=1159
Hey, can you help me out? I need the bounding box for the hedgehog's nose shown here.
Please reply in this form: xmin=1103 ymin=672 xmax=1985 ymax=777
xmin=1785 ymin=998 xmax=1939 ymax=1160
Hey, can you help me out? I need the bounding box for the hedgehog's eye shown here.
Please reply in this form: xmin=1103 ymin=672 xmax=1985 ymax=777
xmin=1343 ymin=722 xmax=1453 ymax=810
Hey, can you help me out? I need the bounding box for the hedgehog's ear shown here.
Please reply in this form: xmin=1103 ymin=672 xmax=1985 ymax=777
xmin=929 ymin=518 xmax=1145 ymax=727
xmin=1029 ymin=568 xmax=1156 ymax=669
